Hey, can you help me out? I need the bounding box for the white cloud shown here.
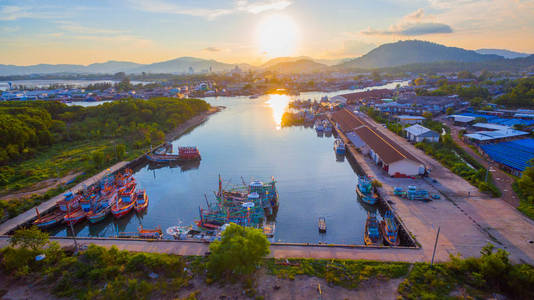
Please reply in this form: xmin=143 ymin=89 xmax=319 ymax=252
xmin=128 ymin=0 xmax=292 ymax=19
xmin=362 ymin=9 xmax=453 ymax=36
xmin=55 ymin=21 xmax=125 ymax=35
xmin=0 ymin=5 xmax=33 ymax=21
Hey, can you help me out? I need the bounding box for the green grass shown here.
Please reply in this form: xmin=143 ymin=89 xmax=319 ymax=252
xmin=264 ymin=258 xmax=410 ymax=289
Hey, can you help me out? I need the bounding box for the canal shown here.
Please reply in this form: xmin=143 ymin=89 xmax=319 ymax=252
xmin=52 ymin=82 xmax=407 ymax=245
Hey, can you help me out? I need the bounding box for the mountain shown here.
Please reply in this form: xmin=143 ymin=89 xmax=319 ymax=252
xmin=266 ymin=59 xmax=327 ymax=73
xmin=261 ymin=56 xmax=348 ymax=68
xmin=337 ymin=40 xmax=504 ymax=70
xmin=476 ymin=49 xmax=531 ymax=59
xmin=0 ymin=57 xmax=250 ymax=76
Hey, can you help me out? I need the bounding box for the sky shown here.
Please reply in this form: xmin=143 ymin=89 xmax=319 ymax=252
xmin=1 ymin=0 xmax=533 ymax=66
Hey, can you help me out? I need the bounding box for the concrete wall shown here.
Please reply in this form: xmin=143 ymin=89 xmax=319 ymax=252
xmin=388 ymin=159 xmax=422 ymax=176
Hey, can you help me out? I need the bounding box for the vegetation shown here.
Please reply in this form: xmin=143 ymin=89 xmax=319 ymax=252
xmin=398 ymin=244 xmax=534 ymax=299
xmin=1 ymin=227 xmax=194 ymax=299
xmin=266 ymin=258 xmax=409 ymax=289
xmin=0 ymin=98 xmax=210 ymax=220
xmin=416 ymin=135 xmax=501 ymax=197
xmin=207 ymin=223 xmax=270 ymax=281
xmin=494 ymin=77 xmax=534 ymax=107
xmin=513 ymin=160 xmax=534 ymax=220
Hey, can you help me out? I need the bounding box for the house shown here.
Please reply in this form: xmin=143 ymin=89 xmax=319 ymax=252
xmin=395 ymin=115 xmax=426 ymax=125
xmin=449 ymin=115 xmax=475 ymax=126
xmin=404 ymin=124 xmax=440 ymax=143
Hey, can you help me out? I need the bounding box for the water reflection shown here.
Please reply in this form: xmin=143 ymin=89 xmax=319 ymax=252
xmin=266 ymin=94 xmax=290 ymax=130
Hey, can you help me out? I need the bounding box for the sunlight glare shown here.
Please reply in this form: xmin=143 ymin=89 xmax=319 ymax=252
xmin=266 ymin=94 xmax=290 ymax=130
xmin=256 ymin=14 xmax=299 ymax=58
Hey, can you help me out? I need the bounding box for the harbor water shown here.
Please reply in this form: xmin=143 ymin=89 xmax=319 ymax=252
xmin=52 ymin=82 xmax=408 ymax=244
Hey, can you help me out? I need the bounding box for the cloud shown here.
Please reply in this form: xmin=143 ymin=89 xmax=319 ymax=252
xmin=362 ymin=9 xmax=453 ymax=36
xmin=203 ymin=47 xmax=222 ymax=52
xmin=0 ymin=5 xmax=36 ymax=20
xmin=128 ymin=0 xmax=291 ymax=19
xmin=55 ymin=21 xmax=125 ymax=35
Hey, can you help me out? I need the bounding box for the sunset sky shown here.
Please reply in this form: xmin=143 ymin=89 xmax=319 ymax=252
xmin=1 ymin=0 xmax=533 ymax=65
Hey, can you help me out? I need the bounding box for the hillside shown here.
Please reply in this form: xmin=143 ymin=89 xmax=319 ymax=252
xmin=476 ymin=48 xmax=531 ymax=59
xmin=266 ymin=59 xmax=327 ymax=73
xmin=338 ymin=40 xmax=504 ymax=70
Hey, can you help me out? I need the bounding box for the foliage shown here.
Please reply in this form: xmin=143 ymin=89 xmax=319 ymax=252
xmin=398 ymin=244 xmax=534 ymax=299
xmin=266 ymin=258 xmax=409 ymax=289
xmin=513 ymin=160 xmax=534 ymax=220
xmin=10 ymin=226 xmax=49 ymax=251
xmin=1 ymin=243 xmax=191 ymax=299
xmin=207 ymin=223 xmax=270 ymax=280
xmin=494 ymin=77 xmax=534 ymax=107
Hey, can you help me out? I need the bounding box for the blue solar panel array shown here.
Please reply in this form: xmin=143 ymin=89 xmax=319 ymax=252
xmin=460 ymin=113 xmax=534 ymax=126
xmin=481 ymin=139 xmax=534 ymax=171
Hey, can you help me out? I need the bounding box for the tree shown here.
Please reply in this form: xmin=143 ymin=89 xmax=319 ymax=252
xmin=422 ymin=111 xmax=433 ymax=119
xmin=446 ymin=107 xmax=455 ymax=115
xmin=207 ymin=223 xmax=270 ymax=280
xmin=413 ymin=77 xmax=425 ymax=86
xmin=10 ymin=226 xmax=49 ymax=251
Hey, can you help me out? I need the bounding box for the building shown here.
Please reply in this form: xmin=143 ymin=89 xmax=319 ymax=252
xmin=448 ymin=115 xmax=476 ymax=126
xmin=395 ymin=115 xmax=426 ymax=125
xmin=404 ymin=124 xmax=440 ymax=143
xmin=480 ymin=139 xmax=534 ymax=176
xmin=332 ymin=109 xmax=426 ymax=177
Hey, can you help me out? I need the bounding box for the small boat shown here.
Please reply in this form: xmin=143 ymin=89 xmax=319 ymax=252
xmin=380 ymin=211 xmax=400 ymax=246
xmin=138 ymin=225 xmax=162 ymax=239
xmin=334 ymin=138 xmax=346 ymax=155
xmin=64 ymin=208 xmax=85 ymax=225
xmin=86 ymin=193 xmax=114 ymax=223
xmin=318 ymin=217 xmax=327 ymax=233
xmin=57 ymin=192 xmax=81 ymax=212
xmin=364 ymin=212 xmax=381 ymax=246
xmin=33 ymin=208 xmax=64 ymax=229
xmin=134 ymin=190 xmax=149 ymax=212
xmin=146 ymin=146 xmax=201 ymax=163
xmin=314 ymin=120 xmax=324 ymax=132
xmin=166 ymin=224 xmax=192 ymax=240
xmin=356 ymin=176 xmax=379 ymax=205
xmin=263 ymin=221 xmax=276 ymax=238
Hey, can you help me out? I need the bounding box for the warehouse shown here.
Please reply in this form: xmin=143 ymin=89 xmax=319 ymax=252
xmin=404 ymin=124 xmax=440 ymax=143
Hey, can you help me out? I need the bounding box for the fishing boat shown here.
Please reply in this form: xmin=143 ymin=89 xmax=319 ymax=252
xmin=111 ymin=182 xmax=136 ymax=218
xmin=166 ymin=224 xmax=192 ymax=240
xmin=318 ymin=217 xmax=327 ymax=233
xmin=134 ymin=189 xmax=149 ymax=212
xmin=86 ymin=192 xmax=115 ymax=223
xmin=356 ymin=176 xmax=379 ymax=205
xmin=138 ymin=225 xmax=163 ymax=239
xmin=380 ymin=211 xmax=400 ymax=246
xmin=364 ymin=212 xmax=381 ymax=246
xmin=33 ymin=207 xmax=64 ymax=229
xmin=57 ymin=192 xmax=81 ymax=212
xmin=334 ymin=138 xmax=346 ymax=155
xmin=314 ymin=119 xmax=324 ymax=132
xmin=263 ymin=221 xmax=276 ymax=238
xmin=146 ymin=146 xmax=201 ymax=163
xmin=323 ymin=120 xmax=332 ymax=134
xmin=64 ymin=208 xmax=85 ymax=225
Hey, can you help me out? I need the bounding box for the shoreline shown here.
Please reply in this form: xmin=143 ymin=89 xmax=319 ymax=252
xmin=0 ymin=106 xmax=223 ymax=234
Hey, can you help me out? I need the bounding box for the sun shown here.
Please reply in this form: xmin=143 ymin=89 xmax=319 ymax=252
xmin=256 ymin=14 xmax=299 ymax=58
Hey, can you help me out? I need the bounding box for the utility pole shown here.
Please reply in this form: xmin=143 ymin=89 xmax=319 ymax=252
xmin=431 ymin=226 xmax=440 ymax=267
xmin=67 ymin=203 xmax=79 ymax=253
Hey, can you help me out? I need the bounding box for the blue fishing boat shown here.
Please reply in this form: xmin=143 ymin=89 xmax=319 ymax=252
xmin=86 ymin=191 xmax=115 ymax=223
xmin=380 ymin=211 xmax=399 ymax=246
xmin=323 ymin=120 xmax=332 ymax=134
xmin=356 ymin=176 xmax=378 ymax=205
xmin=333 ymin=138 xmax=346 ymax=155
xmin=364 ymin=212 xmax=381 ymax=246
xmin=314 ymin=120 xmax=324 ymax=132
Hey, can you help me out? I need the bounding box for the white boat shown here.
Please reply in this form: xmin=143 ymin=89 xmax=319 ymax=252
xmin=334 ymin=138 xmax=346 ymax=155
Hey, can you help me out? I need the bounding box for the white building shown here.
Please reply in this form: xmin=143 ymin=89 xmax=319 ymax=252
xmin=404 ymin=124 xmax=440 ymax=143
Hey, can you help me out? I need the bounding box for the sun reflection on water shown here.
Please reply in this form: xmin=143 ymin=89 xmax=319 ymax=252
xmin=266 ymin=94 xmax=290 ymax=130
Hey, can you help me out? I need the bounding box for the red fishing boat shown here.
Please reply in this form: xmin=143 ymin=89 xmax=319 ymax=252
xmin=64 ymin=207 xmax=85 ymax=225
xmin=138 ymin=225 xmax=162 ymax=239
xmin=134 ymin=190 xmax=149 ymax=212
xmin=111 ymin=183 xmax=136 ymax=218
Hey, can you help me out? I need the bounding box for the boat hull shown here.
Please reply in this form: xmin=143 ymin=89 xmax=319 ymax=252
xmin=380 ymin=221 xmax=400 ymax=246
xmin=64 ymin=210 xmax=85 ymax=225
xmin=356 ymin=187 xmax=378 ymax=205
xmin=87 ymin=207 xmax=110 ymax=223
xmin=111 ymin=201 xmax=135 ymax=218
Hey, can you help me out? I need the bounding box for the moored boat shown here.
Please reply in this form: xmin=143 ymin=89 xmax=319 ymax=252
xmin=33 ymin=208 xmax=64 ymax=229
xmin=318 ymin=217 xmax=327 ymax=233
xmin=57 ymin=192 xmax=81 ymax=212
xmin=334 ymin=138 xmax=346 ymax=155
xmin=380 ymin=211 xmax=400 ymax=246
xmin=138 ymin=225 xmax=163 ymax=239
xmin=134 ymin=189 xmax=149 ymax=212
xmin=64 ymin=208 xmax=85 ymax=225
xmin=364 ymin=212 xmax=381 ymax=246
xmin=86 ymin=205 xmax=111 ymax=223
xmin=314 ymin=120 xmax=324 ymax=132
xmin=356 ymin=176 xmax=378 ymax=205
xmin=111 ymin=182 xmax=136 ymax=218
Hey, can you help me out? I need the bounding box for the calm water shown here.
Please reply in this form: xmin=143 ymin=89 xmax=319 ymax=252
xmin=52 ymin=82 xmax=407 ymax=244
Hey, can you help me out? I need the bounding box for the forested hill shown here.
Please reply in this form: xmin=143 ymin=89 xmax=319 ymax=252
xmin=0 ymin=98 xmax=210 ymax=166
xmin=337 ymin=40 xmax=504 ymax=69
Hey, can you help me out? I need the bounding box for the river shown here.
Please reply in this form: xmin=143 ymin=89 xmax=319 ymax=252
xmin=51 ymin=81 xmax=408 ymax=244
